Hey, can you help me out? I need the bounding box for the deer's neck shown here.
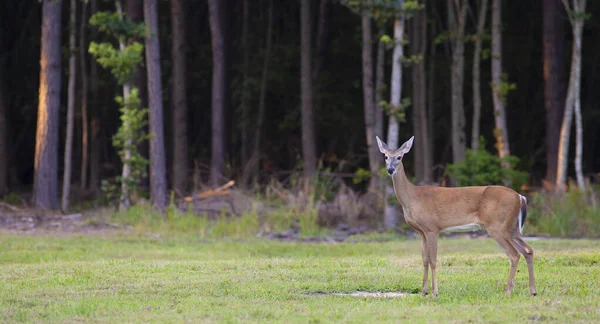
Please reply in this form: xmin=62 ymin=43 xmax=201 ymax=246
xmin=391 ymin=162 xmax=416 ymax=208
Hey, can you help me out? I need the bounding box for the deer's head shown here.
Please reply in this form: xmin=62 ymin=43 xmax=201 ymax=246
xmin=376 ymin=136 xmax=414 ymax=176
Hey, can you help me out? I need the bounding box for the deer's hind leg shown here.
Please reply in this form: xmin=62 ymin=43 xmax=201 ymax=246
xmin=424 ymin=232 xmax=439 ymax=297
xmin=418 ymin=232 xmax=430 ymax=296
xmin=512 ymin=236 xmax=536 ymax=296
xmin=489 ymin=233 xmax=521 ymax=296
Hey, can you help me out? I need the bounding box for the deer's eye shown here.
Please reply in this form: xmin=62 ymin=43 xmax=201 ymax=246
xmin=396 ymin=156 xmax=402 ymax=160
xmin=384 ymin=155 xmax=389 ymax=160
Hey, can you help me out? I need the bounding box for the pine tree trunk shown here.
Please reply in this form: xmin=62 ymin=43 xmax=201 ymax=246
xmin=361 ymin=10 xmax=377 ymax=191
xmin=384 ymin=5 xmax=405 ymax=229
xmin=117 ymin=1 xmax=132 ymax=212
xmin=0 ymin=63 xmax=7 ymax=197
xmin=171 ymin=0 xmax=188 ymax=195
xmin=471 ymin=0 xmax=488 ymax=150
xmin=375 ymin=37 xmax=385 ymax=145
xmin=491 ymin=0 xmax=510 ymax=159
xmin=80 ymin=0 xmax=89 ymax=190
xmin=557 ymin=0 xmax=586 ymax=192
xmin=208 ymin=0 xmax=227 ymax=186
xmin=449 ymin=0 xmax=467 ymax=163
xmin=300 ymin=0 xmax=317 ymax=180
xmin=61 ymin=0 xmax=77 ymax=212
xmin=89 ymin=0 xmax=101 ymax=193
xmin=34 ymin=0 xmax=62 ymax=210
xmin=240 ymin=0 xmax=250 ymax=169
xmin=144 ymin=0 xmax=168 ymax=209
xmin=245 ymin=0 xmax=273 ymax=188
xmin=543 ymin=0 xmax=567 ymax=184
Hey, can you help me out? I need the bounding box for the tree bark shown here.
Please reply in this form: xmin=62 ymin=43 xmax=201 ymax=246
xmin=543 ymin=0 xmax=566 ymax=184
xmin=410 ymin=6 xmax=431 ymax=184
xmin=80 ymin=0 xmax=89 ymax=190
xmin=449 ymin=0 xmax=467 ymax=163
xmin=208 ymin=0 xmax=227 ymax=186
xmin=300 ymin=0 xmax=317 ymax=179
xmin=144 ymin=0 xmax=168 ymax=209
xmin=117 ymin=0 xmax=133 ymax=212
xmin=361 ymin=9 xmax=378 ymax=191
xmin=314 ymin=0 xmax=330 ymax=77
xmin=171 ymin=0 xmax=188 ymax=195
xmin=0 ymin=61 xmax=7 ymax=197
xmin=127 ymin=0 xmax=149 ymax=190
xmin=557 ymin=0 xmax=586 ymax=192
xmin=240 ymin=0 xmax=250 ymax=168
xmin=471 ymin=0 xmax=488 ymax=150
xmin=61 ymin=0 xmax=77 ymax=211
xmin=491 ymin=0 xmax=510 ymax=159
xmin=34 ymin=0 xmax=62 ymax=210
xmin=384 ymin=2 xmax=405 ymax=229
xmin=375 ymin=36 xmax=385 ymax=146
xmin=89 ymin=0 xmax=101 ymax=193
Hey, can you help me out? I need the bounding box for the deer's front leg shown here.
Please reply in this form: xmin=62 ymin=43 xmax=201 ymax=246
xmin=420 ymin=234 xmax=429 ymax=296
xmin=425 ymin=232 xmax=439 ymax=297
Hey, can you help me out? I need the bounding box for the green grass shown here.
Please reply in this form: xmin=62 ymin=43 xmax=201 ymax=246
xmin=1 ymin=234 xmax=599 ymax=323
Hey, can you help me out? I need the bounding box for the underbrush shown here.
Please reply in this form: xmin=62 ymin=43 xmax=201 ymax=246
xmin=526 ymin=189 xmax=600 ymax=237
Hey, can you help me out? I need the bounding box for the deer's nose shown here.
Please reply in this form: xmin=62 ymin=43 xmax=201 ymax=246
xmin=387 ymin=167 xmax=395 ymax=175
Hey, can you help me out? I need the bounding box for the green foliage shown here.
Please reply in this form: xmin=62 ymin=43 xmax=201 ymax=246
xmin=445 ymin=137 xmax=528 ymax=192
xmin=527 ymin=190 xmax=600 ymax=237
xmin=89 ymin=42 xmax=144 ymax=84
xmin=491 ymin=73 xmax=517 ymax=104
xmin=379 ymin=97 xmax=410 ymax=121
xmin=89 ymin=11 xmax=146 ymax=41
xmin=352 ymin=167 xmax=372 ymax=185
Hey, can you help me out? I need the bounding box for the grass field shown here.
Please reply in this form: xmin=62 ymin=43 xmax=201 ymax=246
xmin=1 ymin=233 xmax=599 ymax=323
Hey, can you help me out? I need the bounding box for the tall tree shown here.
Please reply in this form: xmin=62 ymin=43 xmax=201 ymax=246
xmin=557 ymin=0 xmax=587 ymax=192
xmin=0 ymin=63 xmax=7 ymax=197
xmin=448 ymin=0 xmax=467 ymax=163
xmin=34 ymin=0 xmax=62 ymax=210
xmin=208 ymin=0 xmax=227 ymax=186
xmin=80 ymin=0 xmax=89 ymax=189
xmin=383 ymin=0 xmax=405 ymax=229
xmin=171 ymin=0 xmax=188 ymax=195
xmin=61 ymin=0 xmax=77 ymax=211
xmin=410 ymin=4 xmax=431 ymax=183
xmin=491 ymin=0 xmax=510 ymax=159
xmin=543 ymin=0 xmax=567 ymax=184
xmin=361 ymin=6 xmax=378 ymax=191
xmin=374 ymin=33 xmax=385 ymax=148
xmin=144 ymin=0 xmax=168 ymax=209
xmin=471 ymin=0 xmax=488 ymax=150
xmin=89 ymin=0 xmax=101 ymax=193
xmin=314 ymin=0 xmax=330 ymax=77
xmin=300 ymin=0 xmax=317 ymax=179
xmin=240 ymin=0 xmax=250 ymax=172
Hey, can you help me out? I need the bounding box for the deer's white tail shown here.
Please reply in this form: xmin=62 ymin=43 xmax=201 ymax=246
xmin=518 ymin=194 xmax=528 ymax=234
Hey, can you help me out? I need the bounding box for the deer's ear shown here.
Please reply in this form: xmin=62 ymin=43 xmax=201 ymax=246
xmin=376 ymin=136 xmax=389 ymax=153
xmin=399 ymin=136 xmax=414 ymax=154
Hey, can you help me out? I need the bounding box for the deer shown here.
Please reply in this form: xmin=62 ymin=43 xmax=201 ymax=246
xmin=376 ymin=135 xmax=536 ymax=297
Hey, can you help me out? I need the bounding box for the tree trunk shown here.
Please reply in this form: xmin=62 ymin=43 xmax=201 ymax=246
xmin=117 ymin=1 xmax=133 ymax=212
xmin=300 ymin=0 xmax=317 ymax=180
xmin=449 ymin=0 xmax=467 ymax=163
xmin=171 ymin=0 xmax=188 ymax=195
xmin=361 ymin=10 xmax=378 ymax=191
xmin=242 ymin=0 xmax=274 ymax=188
xmin=375 ymin=36 xmax=385 ymax=145
xmin=144 ymin=0 xmax=168 ymax=209
xmin=89 ymin=0 xmax=101 ymax=193
xmin=34 ymin=0 xmax=62 ymax=210
xmin=384 ymin=3 xmax=405 ymax=229
xmin=427 ymin=8 xmax=436 ymax=175
xmin=127 ymin=0 xmax=149 ymax=190
xmin=410 ymin=6 xmax=431 ymax=184
xmin=80 ymin=0 xmax=89 ymax=190
xmin=491 ymin=0 xmax=510 ymax=159
xmin=61 ymin=0 xmax=77 ymax=212
xmin=0 ymin=62 xmax=7 ymax=197
xmin=557 ymin=0 xmax=586 ymax=192
xmin=208 ymin=0 xmax=227 ymax=187
xmin=543 ymin=0 xmax=567 ymax=184
xmin=471 ymin=0 xmax=488 ymax=150
xmin=240 ymin=0 xmax=250 ymax=169
xmin=314 ymin=0 xmax=330 ymax=77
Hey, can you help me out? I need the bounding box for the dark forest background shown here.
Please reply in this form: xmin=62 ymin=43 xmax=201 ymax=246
xmin=0 ymin=0 xmax=599 ymax=216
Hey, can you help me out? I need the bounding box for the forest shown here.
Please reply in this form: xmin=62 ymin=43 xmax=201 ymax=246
xmin=0 ymin=0 xmax=599 ymax=236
